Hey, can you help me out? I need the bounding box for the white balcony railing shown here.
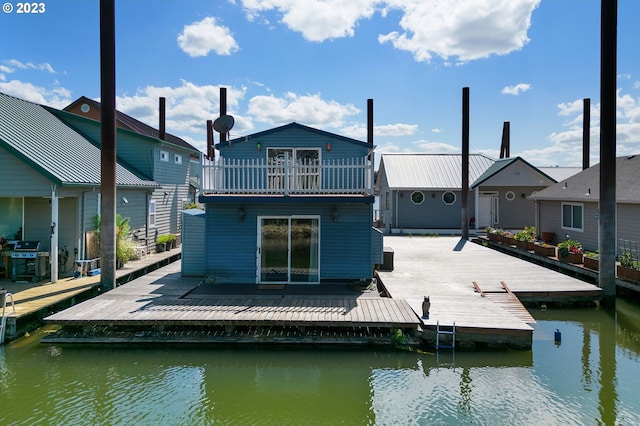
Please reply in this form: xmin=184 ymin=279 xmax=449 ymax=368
xmin=201 ymin=156 xmax=374 ymax=195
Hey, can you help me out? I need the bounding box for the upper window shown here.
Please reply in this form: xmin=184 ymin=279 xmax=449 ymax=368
xmin=505 ymin=191 xmax=515 ymax=201
xmin=442 ymin=191 xmax=456 ymax=205
xmin=562 ymin=203 xmax=583 ymax=231
xmin=174 ymin=154 xmax=182 ymax=164
xmin=267 ymin=148 xmax=321 ymax=191
xmin=411 ymin=191 xmax=424 ymax=205
xmin=160 ymin=150 xmax=169 ymax=162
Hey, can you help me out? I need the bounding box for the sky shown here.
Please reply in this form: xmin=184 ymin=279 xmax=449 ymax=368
xmin=1 ymin=0 xmax=640 ymax=168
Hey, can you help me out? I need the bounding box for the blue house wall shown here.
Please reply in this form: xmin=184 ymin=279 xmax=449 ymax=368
xmin=204 ymin=202 xmax=373 ymax=283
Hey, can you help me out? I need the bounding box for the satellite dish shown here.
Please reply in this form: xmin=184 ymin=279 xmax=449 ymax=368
xmin=213 ymin=114 xmax=235 ymax=133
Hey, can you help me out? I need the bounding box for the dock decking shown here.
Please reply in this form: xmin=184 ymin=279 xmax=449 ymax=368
xmin=376 ymin=236 xmax=602 ymax=348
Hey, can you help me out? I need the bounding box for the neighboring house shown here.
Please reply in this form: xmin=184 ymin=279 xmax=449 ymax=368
xmin=52 ymin=96 xmax=202 ymax=249
xmin=470 ymin=156 xmax=558 ymax=229
xmin=375 ymin=153 xmax=494 ymax=233
xmin=0 ymin=92 xmax=158 ymax=280
xmin=529 ymin=155 xmax=640 ymax=252
xmin=189 ymin=122 xmax=381 ymax=284
xmin=64 ymin=96 xmax=202 ymax=205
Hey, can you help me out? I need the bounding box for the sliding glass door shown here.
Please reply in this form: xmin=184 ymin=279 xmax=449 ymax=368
xmin=258 ymin=216 xmax=319 ymax=284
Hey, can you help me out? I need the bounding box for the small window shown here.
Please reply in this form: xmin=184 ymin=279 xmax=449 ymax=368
xmin=174 ymin=154 xmax=182 ymax=164
xmin=148 ymin=200 xmax=156 ymax=227
xmin=562 ymin=203 xmax=583 ymax=231
xmin=442 ymin=191 xmax=456 ymax=205
xmin=411 ymin=191 xmax=424 ymax=205
xmin=160 ymin=150 xmax=169 ymax=162
xmin=505 ymin=191 xmax=515 ymax=201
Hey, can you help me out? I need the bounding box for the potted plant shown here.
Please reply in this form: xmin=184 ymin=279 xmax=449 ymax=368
xmin=534 ymin=242 xmax=556 ymax=257
xmin=583 ymin=251 xmax=599 ymax=271
xmin=501 ymin=230 xmax=516 ymax=245
xmin=557 ymin=239 xmax=583 ymax=264
xmin=617 ymin=251 xmax=640 ymax=282
xmin=515 ymin=226 xmax=536 ymax=251
xmin=95 ymin=214 xmax=136 ymax=268
xmin=485 ymin=227 xmax=499 ymax=243
xmin=156 ymin=234 xmax=177 ymax=252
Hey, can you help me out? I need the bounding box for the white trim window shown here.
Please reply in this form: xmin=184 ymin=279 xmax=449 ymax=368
xmin=411 ymin=191 xmax=424 ymax=205
xmin=160 ymin=150 xmax=169 ymax=162
xmin=561 ymin=203 xmax=583 ymax=231
xmin=174 ymin=154 xmax=182 ymax=164
xmin=442 ymin=191 xmax=456 ymax=205
xmin=148 ymin=200 xmax=157 ymax=227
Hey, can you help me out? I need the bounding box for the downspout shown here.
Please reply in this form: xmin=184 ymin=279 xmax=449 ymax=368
xmin=50 ymin=184 xmax=59 ymax=283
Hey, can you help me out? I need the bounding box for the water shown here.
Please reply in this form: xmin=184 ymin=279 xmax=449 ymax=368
xmin=1 ymin=298 xmax=640 ymax=425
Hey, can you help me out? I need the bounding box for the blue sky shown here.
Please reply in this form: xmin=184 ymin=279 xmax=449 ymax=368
xmin=1 ymin=0 xmax=639 ymax=167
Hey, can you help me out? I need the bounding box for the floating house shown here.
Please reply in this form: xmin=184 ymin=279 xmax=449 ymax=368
xmin=188 ymin=119 xmax=381 ymax=284
xmin=529 ymin=154 xmax=640 ymax=251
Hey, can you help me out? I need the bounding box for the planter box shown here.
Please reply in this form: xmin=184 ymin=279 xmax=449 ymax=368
xmin=515 ymin=240 xmax=528 ymax=250
xmin=559 ymin=252 xmax=583 ymax=264
xmin=526 ymin=241 xmax=537 ymax=251
xmin=584 ymin=257 xmax=599 ymax=271
xmin=501 ymin=236 xmax=516 ymax=246
xmin=617 ymin=265 xmax=640 ymax=282
xmin=488 ymin=233 xmax=499 ymax=243
xmin=534 ymin=244 xmax=556 ymax=257
xmin=541 ymin=232 xmax=555 ymax=244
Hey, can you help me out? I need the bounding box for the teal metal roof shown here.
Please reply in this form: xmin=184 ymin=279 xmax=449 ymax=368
xmin=0 ymin=92 xmax=158 ymax=188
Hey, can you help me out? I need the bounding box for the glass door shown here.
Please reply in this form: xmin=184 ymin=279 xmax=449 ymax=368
xmin=258 ymin=216 xmax=320 ymax=284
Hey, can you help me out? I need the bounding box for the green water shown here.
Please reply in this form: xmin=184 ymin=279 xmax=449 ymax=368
xmin=2 ymin=298 xmax=640 ymax=425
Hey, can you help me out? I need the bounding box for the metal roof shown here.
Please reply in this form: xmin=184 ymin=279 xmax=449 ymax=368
xmin=471 ymin=156 xmax=557 ymax=189
xmin=378 ymin=153 xmax=494 ymax=190
xmin=537 ymin=166 xmax=582 ymax=183
xmin=0 ymin=92 xmax=158 ymax=188
xmin=530 ymin=155 xmax=640 ymax=203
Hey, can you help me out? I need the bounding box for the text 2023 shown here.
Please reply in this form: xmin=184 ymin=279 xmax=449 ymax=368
xmin=17 ymin=2 xmax=45 ymax=13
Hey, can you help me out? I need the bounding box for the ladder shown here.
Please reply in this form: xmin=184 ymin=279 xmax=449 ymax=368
xmin=1 ymin=290 xmax=16 ymax=344
xmin=436 ymin=320 xmax=456 ymax=350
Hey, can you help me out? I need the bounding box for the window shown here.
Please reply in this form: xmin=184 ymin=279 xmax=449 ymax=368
xmin=148 ymin=200 xmax=156 ymax=227
xmin=562 ymin=203 xmax=583 ymax=231
xmin=505 ymin=191 xmax=515 ymax=201
xmin=174 ymin=154 xmax=182 ymax=164
xmin=442 ymin=191 xmax=456 ymax=205
xmin=267 ymin=148 xmax=320 ymax=191
xmin=160 ymin=150 xmax=169 ymax=162
xmin=411 ymin=191 xmax=424 ymax=205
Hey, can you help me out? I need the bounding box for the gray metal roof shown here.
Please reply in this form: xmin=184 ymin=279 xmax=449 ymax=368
xmin=378 ymin=153 xmax=494 ymax=190
xmin=537 ymin=166 xmax=582 ymax=183
xmin=530 ymin=155 xmax=640 ymax=203
xmin=0 ymin=92 xmax=158 ymax=188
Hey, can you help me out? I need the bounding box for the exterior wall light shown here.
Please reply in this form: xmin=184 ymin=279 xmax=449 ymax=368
xmin=332 ymin=206 xmax=338 ymax=222
xmin=326 ymin=143 xmax=331 ymax=152
xmin=121 ymin=196 xmax=128 ymax=205
xmin=238 ymin=207 xmax=246 ymax=221
xmin=257 ymin=142 xmax=261 ymax=151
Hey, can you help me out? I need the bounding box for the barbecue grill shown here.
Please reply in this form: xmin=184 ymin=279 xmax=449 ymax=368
xmin=11 ymin=241 xmax=49 ymax=282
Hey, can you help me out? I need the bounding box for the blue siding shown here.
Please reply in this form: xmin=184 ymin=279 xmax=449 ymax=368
xmin=182 ymin=209 xmax=206 ymax=276
xmin=204 ymin=202 xmax=374 ymax=284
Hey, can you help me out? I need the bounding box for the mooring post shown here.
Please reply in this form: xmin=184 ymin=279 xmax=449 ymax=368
xmin=461 ymin=87 xmax=470 ymax=239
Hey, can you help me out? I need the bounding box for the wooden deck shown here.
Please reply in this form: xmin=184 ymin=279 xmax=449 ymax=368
xmin=1 ymin=249 xmax=181 ymax=340
xmin=376 ymin=236 xmax=602 ymax=348
xmin=43 ymin=261 xmax=421 ymax=344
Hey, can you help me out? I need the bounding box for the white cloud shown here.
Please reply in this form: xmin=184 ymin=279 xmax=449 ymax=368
xmin=340 ymin=123 xmax=418 ymax=139
xmin=177 ymin=17 xmax=239 ymax=57
xmin=247 ymin=92 xmax=360 ymax=127
xmin=241 ymin=0 xmax=377 ymax=42
xmin=379 ymin=0 xmax=541 ymax=63
xmin=414 ymin=140 xmax=459 ymax=153
xmin=5 ymin=59 xmax=56 ymax=73
xmin=502 ymin=83 xmax=531 ymax=95
xmin=0 ymin=80 xmax=71 ymax=108
xmin=431 ymin=128 xmax=442 ymax=133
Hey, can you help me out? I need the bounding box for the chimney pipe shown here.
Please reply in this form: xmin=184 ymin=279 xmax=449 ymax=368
xmin=583 ymin=98 xmax=590 ymax=170
xmin=159 ymin=97 xmax=166 ymax=141
xmin=219 ymin=87 xmax=227 ymax=144
xmin=499 ymin=121 xmax=510 ymax=159
xmin=367 ymin=99 xmax=373 ymax=146
xmin=206 ymin=119 xmax=214 ymax=160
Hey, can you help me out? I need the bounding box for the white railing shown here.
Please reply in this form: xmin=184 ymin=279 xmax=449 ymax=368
xmin=201 ymin=156 xmax=374 ymax=195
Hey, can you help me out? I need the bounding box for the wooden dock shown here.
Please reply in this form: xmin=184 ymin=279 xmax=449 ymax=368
xmin=376 ymin=236 xmax=602 ymax=348
xmin=43 ymin=261 xmax=421 ymax=345
xmin=1 ymin=249 xmax=181 ymax=341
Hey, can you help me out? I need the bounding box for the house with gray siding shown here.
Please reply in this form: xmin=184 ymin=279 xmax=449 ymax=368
xmin=52 ymin=96 xmax=201 ymax=250
xmin=529 ymin=155 xmax=640 ymax=252
xmin=194 ymin=122 xmax=380 ymax=285
xmin=471 ymin=156 xmax=557 ymax=229
xmin=0 ymin=92 xmax=158 ymax=281
xmin=375 ymin=153 xmax=494 ymax=233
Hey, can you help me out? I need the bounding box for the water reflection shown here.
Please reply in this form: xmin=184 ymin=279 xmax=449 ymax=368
xmin=0 ymin=298 xmax=638 ymax=425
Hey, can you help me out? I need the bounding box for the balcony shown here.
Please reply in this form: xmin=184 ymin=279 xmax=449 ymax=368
xmin=201 ymin=156 xmax=374 ymax=196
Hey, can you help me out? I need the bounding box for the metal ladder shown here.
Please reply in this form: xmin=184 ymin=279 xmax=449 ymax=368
xmin=436 ymin=320 xmax=456 ymax=350
xmin=1 ymin=290 xmax=16 ymax=344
